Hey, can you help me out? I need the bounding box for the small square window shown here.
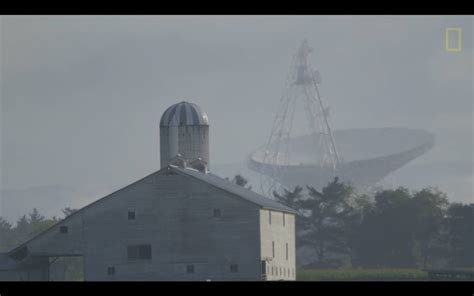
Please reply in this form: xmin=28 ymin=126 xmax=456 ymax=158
xmin=186 ymin=265 xmax=194 ymax=274
xmin=128 ymin=245 xmax=138 ymax=259
xmin=213 ymin=209 xmax=221 ymax=218
xmin=128 ymin=210 xmax=136 ymax=220
xmin=107 ymin=266 xmax=115 ymax=275
xmin=127 ymin=244 xmax=152 ymax=260
xmin=139 ymin=245 xmax=152 ymax=259
xmin=59 ymin=226 xmax=68 ymax=233
xmin=230 ymin=264 xmax=238 ymax=273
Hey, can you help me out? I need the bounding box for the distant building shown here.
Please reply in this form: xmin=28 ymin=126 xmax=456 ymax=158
xmin=1 ymin=101 xmax=296 ymax=281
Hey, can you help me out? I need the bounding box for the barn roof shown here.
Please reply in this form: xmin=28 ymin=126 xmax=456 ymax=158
xmin=168 ymin=165 xmax=298 ymax=214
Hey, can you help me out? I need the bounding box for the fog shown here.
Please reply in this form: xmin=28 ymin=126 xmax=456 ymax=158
xmin=1 ymin=15 xmax=472 ymax=223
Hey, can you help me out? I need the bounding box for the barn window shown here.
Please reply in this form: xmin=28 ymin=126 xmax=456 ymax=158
xmin=230 ymin=264 xmax=238 ymax=273
xmin=272 ymin=241 xmax=275 ymax=258
xmin=127 ymin=244 xmax=152 ymax=260
xmin=60 ymin=226 xmax=68 ymax=233
xmin=186 ymin=265 xmax=195 ymax=274
xmin=107 ymin=266 xmax=115 ymax=275
xmin=269 ymin=211 xmax=272 ymax=224
xmin=213 ymin=209 xmax=221 ymax=218
xmin=286 ymin=243 xmax=289 ymax=260
xmin=128 ymin=210 xmax=136 ymax=220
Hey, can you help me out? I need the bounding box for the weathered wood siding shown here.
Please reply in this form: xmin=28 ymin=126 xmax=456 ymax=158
xmin=259 ymin=209 xmax=296 ymax=281
xmin=79 ymin=171 xmax=260 ymax=281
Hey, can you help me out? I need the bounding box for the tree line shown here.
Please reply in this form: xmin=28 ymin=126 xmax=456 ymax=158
xmin=272 ymin=177 xmax=473 ymax=269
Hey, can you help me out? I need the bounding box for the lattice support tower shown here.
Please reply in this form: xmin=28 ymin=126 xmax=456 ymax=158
xmin=259 ymin=39 xmax=340 ymax=197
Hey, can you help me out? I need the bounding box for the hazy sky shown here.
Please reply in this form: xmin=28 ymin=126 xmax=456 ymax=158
xmin=1 ymin=16 xmax=472 ymax=219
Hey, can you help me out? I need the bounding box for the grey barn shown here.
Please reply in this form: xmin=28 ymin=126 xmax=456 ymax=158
xmin=1 ymin=101 xmax=297 ymax=281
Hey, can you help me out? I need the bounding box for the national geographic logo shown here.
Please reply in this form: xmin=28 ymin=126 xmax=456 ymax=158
xmin=445 ymin=27 xmax=462 ymax=52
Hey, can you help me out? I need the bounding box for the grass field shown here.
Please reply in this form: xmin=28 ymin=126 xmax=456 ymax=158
xmin=296 ymin=268 xmax=430 ymax=281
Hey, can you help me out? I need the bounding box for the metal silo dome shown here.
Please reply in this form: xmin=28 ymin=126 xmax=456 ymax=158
xmin=160 ymin=101 xmax=209 ymax=127
xmin=159 ymin=101 xmax=210 ymax=169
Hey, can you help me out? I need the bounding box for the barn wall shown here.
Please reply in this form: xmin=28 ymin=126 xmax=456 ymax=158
xmin=0 ymin=257 xmax=49 ymax=281
xmin=259 ymin=209 xmax=296 ymax=281
xmin=10 ymin=169 xmax=294 ymax=281
xmin=81 ymin=171 xmax=261 ymax=281
xmin=0 ymin=270 xmax=23 ymax=281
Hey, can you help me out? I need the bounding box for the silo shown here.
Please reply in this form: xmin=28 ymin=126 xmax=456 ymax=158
xmin=159 ymin=101 xmax=210 ymax=169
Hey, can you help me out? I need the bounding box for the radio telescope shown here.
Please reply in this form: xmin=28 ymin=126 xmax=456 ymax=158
xmin=248 ymin=40 xmax=435 ymax=197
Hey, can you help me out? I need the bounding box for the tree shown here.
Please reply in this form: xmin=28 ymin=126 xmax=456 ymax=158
xmin=298 ymin=177 xmax=356 ymax=267
xmin=445 ymin=203 xmax=474 ymax=268
xmin=0 ymin=217 xmax=13 ymax=252
xmin=14 ymin=215 xmax=30 ymax=246
xmin=411 ymin=188 xmax=449 ymax=268
xmin=344 ymin=194 xmax=371 ymax=266
xmin=10 ymin=208 xmax=60 ymax=246
xmin=231 ymin=174 xmax=252 ymax=190
xmin=352 ymin=187 xmax=416 ymax=268
xmin=273 ymin=186 xmax=304 ymax=210
xmin=62 ymin=207 xmax=78 ymax=218
xmin=26 ymin=208 xmax=58 ymax=239
xmin=351 ymin=187 xmax=451 ymax=268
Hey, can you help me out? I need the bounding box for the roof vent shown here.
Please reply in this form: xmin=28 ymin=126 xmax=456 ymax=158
xmin=168 ymin=154 xmax=187 ymax=169
xmin=189 ymin=158 xmax=208 ymax=174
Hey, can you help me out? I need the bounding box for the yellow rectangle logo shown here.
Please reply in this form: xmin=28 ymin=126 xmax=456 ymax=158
xmin=445 ymin=27 xmax=462 ymax=52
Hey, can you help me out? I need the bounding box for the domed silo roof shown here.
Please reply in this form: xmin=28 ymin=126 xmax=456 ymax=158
xmin=160 ymin=101 xmax=209 ymax=127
